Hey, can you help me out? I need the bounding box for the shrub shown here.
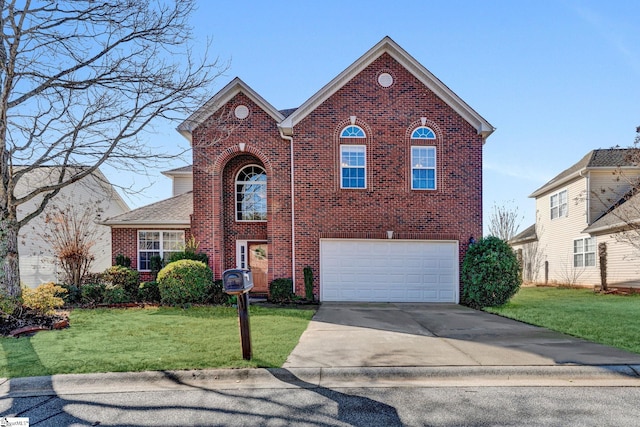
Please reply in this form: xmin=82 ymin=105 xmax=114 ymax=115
xmin=303 ymin=266 xmax=314 ymax=301
xmin=0 ymin=292 xmax=20 ymax=316
xmin=269 ymin=278 xmax=295 ymax=303
xmin=206 ymin=279 xmax=226 ymax=305
xmin=103 ymin=286 xmax=130 ymax=305
xmin=168 ymin=251 xmax=209 ymax=265
xmin=22 ymin=282 xmax=67 ymax=315
xmin=115 ymin=254 xmax=132 ymax=268
xmin=81 ymin=283 xmax=106 ymax=305
xmin=138 ymin=281 xmax=161 ymax=303
xmin=59 ymin=283 xmax=82 ymax=305
xmin=150 ymin=255 xmax=164 ymax=281
xmin=157 ymin=260 xmax=213 ymax=306
xmin=103 ymin=265 xmax=139 ymax=300
xmin=461 ymin=236 xmax=522 ymax=309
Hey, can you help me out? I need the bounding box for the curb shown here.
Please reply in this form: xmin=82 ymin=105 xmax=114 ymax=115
xmin=2 ymin=365 xmax=640 ymax=397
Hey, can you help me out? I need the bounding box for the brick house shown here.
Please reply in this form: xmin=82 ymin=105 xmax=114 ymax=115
xmin=106 ymin=37 xmax=494 ymax=302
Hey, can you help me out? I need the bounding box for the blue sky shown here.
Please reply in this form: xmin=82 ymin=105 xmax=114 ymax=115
xmin=112 ymin=0 xmax=640 ymax=235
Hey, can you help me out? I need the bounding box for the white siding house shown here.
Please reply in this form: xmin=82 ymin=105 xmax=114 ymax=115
xmin=511 ymin=149 xmax=640 ymax=288
xmin=16 ymin=167 xmax=129 ymax=287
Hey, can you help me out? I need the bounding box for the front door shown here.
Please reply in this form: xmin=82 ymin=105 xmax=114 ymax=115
xmin=236 ymin=241 xmax=268 ymax=293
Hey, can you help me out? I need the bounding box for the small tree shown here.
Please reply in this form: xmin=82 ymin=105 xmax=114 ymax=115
xmin=40 ymin=203 xmax=100 ymax=287
xmin=487 ymin=200 xmax=523 ymax=241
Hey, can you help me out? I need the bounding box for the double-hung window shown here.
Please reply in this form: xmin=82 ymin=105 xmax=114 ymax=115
xmin=411 ymin=146 xmax=436 ymax=190
xmin=550 ymin=190 xmax=567 ymax=219
xmin=573 ymin=237 xmax=596 ymax=267
xmin=340 ymin=145 xmax=366 ymax=189
xmin=138 ymin=231 xmax=185 ymax=270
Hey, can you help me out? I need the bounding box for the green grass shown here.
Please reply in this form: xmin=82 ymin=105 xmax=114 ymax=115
xmin=486 ymin=287 xmax=640 ymax=354
xmin=0 ymin=305 xmax=315 ymax=378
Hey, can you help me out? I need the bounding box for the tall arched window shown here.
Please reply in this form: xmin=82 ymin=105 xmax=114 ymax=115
xmin=410 ymin=126 xmax=437 ymax=190
xmin=236 ymin=165 xmax=267 ymax=221
xmin=340 ymin=124 xmax=366 ymax=189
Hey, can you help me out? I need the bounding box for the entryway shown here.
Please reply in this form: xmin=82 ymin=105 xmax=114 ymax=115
xmin=236 ymin=240 xmax=268 ymax=293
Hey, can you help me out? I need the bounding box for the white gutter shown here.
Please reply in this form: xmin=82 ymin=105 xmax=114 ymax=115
xmin=279 ymin=127 xmax=296 ymax=291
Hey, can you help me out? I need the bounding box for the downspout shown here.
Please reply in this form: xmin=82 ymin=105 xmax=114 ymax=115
xmin=279 ymin=128 xmax=296 ymax=292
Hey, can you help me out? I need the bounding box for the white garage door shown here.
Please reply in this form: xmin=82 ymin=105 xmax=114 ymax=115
xmin=320 ymin=239 xmax=459 ymax=303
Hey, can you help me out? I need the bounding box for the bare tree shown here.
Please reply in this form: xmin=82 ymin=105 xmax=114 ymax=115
xmin=0 ymin=1 xmax=224 ymax=297
xmin=40 ymin=201 xmax=100 ymax=287
xmin=487 ymin=200 xmax=523 ymax=241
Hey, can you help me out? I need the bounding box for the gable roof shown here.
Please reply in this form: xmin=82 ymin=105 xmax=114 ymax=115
xmin=176 ymin=37 xmax=494 ymax=144
xmin=103 ymin=191 xmax=192 ymax=227
xmin=177 ymin=78 xmax=285 ymax=143
xmin=278 ymin=36 xmax=494 ymax=140
xmin=583 ymin=189 xmax=640 ymax=235
xmin=508 ymin=223 xmax=537 ymax=245
xmin=530 ymin=149 xmax=638 ymax=198
xmin=161 ymin=165 xmax=193 ymax=178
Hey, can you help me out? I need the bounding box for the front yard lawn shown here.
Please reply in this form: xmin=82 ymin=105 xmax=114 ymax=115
xmin=0 ymin=305 xmax=315 ymax=378
xmin=486 ymin=287 xmax=640 ymax=354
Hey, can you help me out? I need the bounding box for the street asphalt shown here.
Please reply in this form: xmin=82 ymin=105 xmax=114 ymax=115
xmin=2 ymin=302 xmax=640 ymax=425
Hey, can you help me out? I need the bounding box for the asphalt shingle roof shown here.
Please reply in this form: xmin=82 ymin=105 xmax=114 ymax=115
xmin=531 ymin=148 xmax=638 ymax=197
xmin=103 ymin=192 xmax=192 ymax=226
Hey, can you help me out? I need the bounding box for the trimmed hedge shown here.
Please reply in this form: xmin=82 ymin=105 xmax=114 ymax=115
xmin=461 ymin=236 xmax=522 ymax=309
xmin=157 ymin=260 xmax=213 ymax=306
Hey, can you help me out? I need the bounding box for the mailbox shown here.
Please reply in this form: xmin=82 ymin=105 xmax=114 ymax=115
xmin=223 ymin=268 xmax=254 ymax=294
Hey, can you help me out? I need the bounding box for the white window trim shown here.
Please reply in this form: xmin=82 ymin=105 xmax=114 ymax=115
xmin=235 ymin=164 xmax=267 ymax=222
xmin=573 ymin=236 xmax=596 ymax=268
xmin=411 ymin=145 xmax=437 ymax=190
xmin=550 ymin=189 xmax=568 ymax=220
xmin=340 ymin=125 xmax=366 ymax=138
xmin=340 ymin=144 xmax=367 ymax=189
xmin=137 ymin=230 xmax=185 ymax=272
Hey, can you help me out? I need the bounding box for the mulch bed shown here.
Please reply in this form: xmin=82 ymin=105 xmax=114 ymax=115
xmin=0 ymin=310 xmax=69 ymax=338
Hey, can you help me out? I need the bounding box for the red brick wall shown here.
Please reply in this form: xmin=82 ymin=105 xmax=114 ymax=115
xmin=290 ymin=54 xmax=482 ymax=297
xmin=191 ymin=93 xmax=293 ymax=281
xmin=111 ymin=227 xmax=192 ymax=282
xmin=190 ymin=54 xmax=483 ymax=298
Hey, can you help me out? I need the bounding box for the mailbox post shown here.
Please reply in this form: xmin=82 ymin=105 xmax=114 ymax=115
xmin=222 ymin=269 xmax=254 ymax=360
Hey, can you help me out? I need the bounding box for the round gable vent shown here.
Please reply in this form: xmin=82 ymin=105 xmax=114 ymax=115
xmin=234 ymin=105 xmax=250 ymax=119
xmin=377 ymin=72 xmax=394 ymax=88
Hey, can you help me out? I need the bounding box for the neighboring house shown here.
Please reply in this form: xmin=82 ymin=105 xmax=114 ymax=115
xmin=106 ymin=36 xmax=494 ymax=302
xmin=510 ymin=149 xmax=640 ymax=288
xmin=17 ymin=167 xmax=129 ymax=287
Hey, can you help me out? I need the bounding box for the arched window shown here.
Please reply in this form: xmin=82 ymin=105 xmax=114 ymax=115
xmin=340 ymin=125 xmax=366 ymax=138
xmin=411 ymin=126 xmax=436 ymax=139
xmin=236 ymin=165 xmax=267 ymax=221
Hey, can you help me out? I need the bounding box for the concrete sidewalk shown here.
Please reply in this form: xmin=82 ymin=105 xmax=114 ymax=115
xmin=2 ymin=302 xmax=640 ymax=400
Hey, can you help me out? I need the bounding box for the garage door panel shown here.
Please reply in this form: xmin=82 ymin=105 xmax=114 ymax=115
xmin=320 ymin=239 xmax=459 ymax=303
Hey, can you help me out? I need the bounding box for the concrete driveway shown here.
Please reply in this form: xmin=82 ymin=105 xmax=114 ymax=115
xmin=283 ymin=303 xmax=640 ymax=368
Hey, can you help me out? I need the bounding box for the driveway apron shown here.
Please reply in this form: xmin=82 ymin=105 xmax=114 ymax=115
xmin=283 ymin=303 xmax=640 ymax=368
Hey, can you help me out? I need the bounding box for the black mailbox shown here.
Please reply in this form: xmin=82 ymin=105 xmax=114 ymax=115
xmin=223 ymin=268 xmax=254 ymax=294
